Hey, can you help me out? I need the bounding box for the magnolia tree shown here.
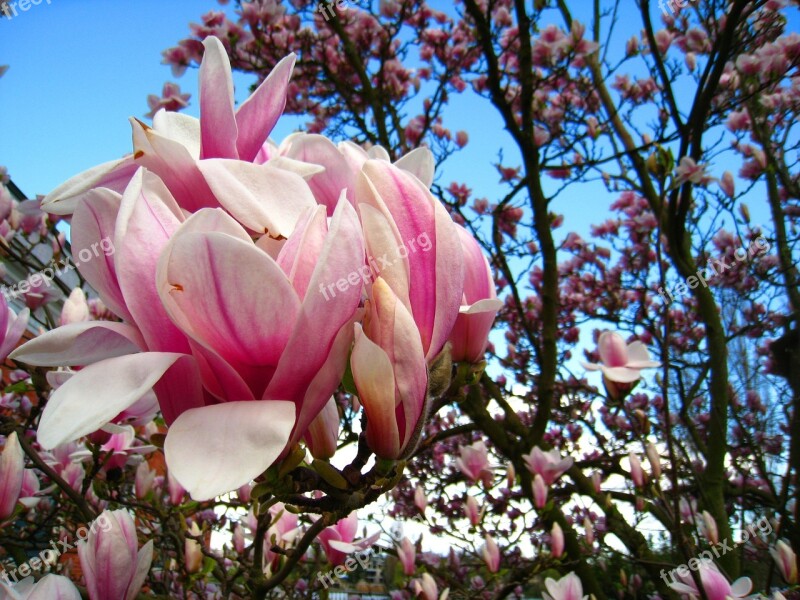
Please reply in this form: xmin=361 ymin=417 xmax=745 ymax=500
xmin=0 ymin=0 xmax=799 ymax=598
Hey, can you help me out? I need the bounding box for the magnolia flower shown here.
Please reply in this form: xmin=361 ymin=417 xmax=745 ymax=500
xmin=13 ymin=176 xmax=365 ymax=501
xmin=701 ymin=510 xmax=719 ymax=546
xmin=770 ymin=540 xmax=798 ymax=583
xmin=522 ymin=446 xmax=573 ymax=485
xmin=0 ymin=432 xmax=24 ymax=520
xmin=675 ymin=156 xmax=713 ymax=186
xmin=629 ymin=451 xmax=646 ymax=488
xmin=277 ymin=133 xmax=436 ymax=215
xmin=532 ymin=474 xmax=548 ymax=509
xmin=60 ymin=288 xmax=90 ymax=326
xmin=0 ymin=574 xmax=81 ymax=600
xmin=146 ymin=82 xmax=191 ymax=118
xmin=455 ymin=440 xmax=493 ymax=486
xmin=0 ymin=294 xmax=29 ymax=362
xmin=447 ymin=226 xmax=502 ymax=363
xmin=482 ymin=534 xmax=500 ymax=573
xmin=464 ymin=495 xmax=482 ymax=526
xmin=77 ymin=510 xmax=153 ymax=600
xmin=551 ymin=522 xmax=565 ymax=558
xmin=414 ymin=485 xmax=428 ymax=514
xmin=542 ymin=572 xmax=587 ymax=600
xmin=397 ymin=537 xmax=416 ymax=575
xmin=317 ymin=512 xmax=379 ymax=567
xmin=668 ymin=561 xmax=751 ymax=600
xmin=581 ymin=331 xmax=660 ymax=401
xmin=355 ymin=159 xmax=464 ymax=363
xmin=413 ymin=573 xmax=446 ymax=600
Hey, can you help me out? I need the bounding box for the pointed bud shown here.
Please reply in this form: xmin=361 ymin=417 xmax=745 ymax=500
xmin=532 ymin=474 xmax=548 ymax=509
xmin=701 ymin=510 xmax=719 ymax=546
xmin=645 ymin=443 xmax=661 ymax=479
xmin=628 ymin=451 xmax=645 ymax=488
xmin=770 ymin=540 xmax=798 ymax=584
xmin=550 ymin=522 xmax=564 ymax=558
xmin=0 ymin=432 xmax=24 ymax=520
xmin=481 ymin=534 xmax=500 ymax=573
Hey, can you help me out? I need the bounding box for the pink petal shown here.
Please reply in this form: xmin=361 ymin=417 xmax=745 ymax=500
xmin=71 ymin=189 xmax=133 ymax=322
xmin=197 ymin=159 xmax=315 ymax=237
xmin=597 ymin=331 xmax=628 ymax=367
xmin=164 ymin=400 xmax=296 ymax=500
xmin=199 ymin=37 xmax=238 ymax=159
xmin=130 ymin=118 xmax=217 ymax=212
xmin=41 ymin=156 xmax=138 ymax=216
xmin=115 ymin=169 xmax=189 ymax=353
xmin=265 ymin=200 xmax=364 ymax=438
xmin=9 ymin=321 xmax=145 ymax=366
xmin=157 ymin=230 xmax=300 ymax=369
xmin=275 ymin=205 xmax=329 ymax=298
xmin=281 ymin=133 xmax=355 ymax=213
xmin=350 ymin=324 xmax=401 ymax=458
xmin=394 ymin=147 xmax=435 ymax=188
xmin=37 ymin=353 xmax=193 ymax=449
xmin=357 ymin=160 xmax=463 ymax=360
xmin=235 ymin=54 xmax=296 ymax=162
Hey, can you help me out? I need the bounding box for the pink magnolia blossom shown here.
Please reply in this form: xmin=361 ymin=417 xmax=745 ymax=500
xmin=355 ymin=159 xmax=464 ymax=363
xmin=581 ymin=331 xmax=660 ymax=400
xmin=41 ymin=37 xmax=296 ymax=217
xmin=397 ymin=537 xmax=416 ymax=575
xmin=770 ymin=540 xmax=798 ymax=583
xmin=0 ymin=574 xmax=81 ymax=599
xmin=551 ymin=522 xmax=564 ymax=558
xmin=668 ymin=561 xmax=752 ymax=600
xmin=482 ymin=533 xmax=500 ymax=573
xmin=646 ymin=442 xmax=661 ymax=479
xmin=543 ymin=572 xmax=587 ymax=600
xmin=532 ymin=474 xmax=548 ymax=509
xmin=701 ymin=510 xmax=719 ymax=546
xmin=146 ymin=82 xmax=191 ymax=119
xmin=0 ymin=294 xmax=29 ymax=363
xmin=447 ymin=226 xmax=502 ymax=363
xmin=60 ymin=288 xmax=90 ymax=326
xmin=464 ymin=495 xmax=482 ymax=526
xmin=675 ymin=156 xmax=713 ymax=186
xmin=413 ymin=573 xmax=445 ymax=600
xmin=185 ymin=521 xmax=203 ymax=573
xmin=522 ymin=446 xmax=573 ymax=485
xmin=414 ymin=485 xmax=428 ymax=514
xmin=13 ymin=173 xmax=365 ymax=500
xmin=628 ymin=451 xmax=646 ymax=488
xmin=77 ymin=510 xmax=154 ymax=600
xmin=455 ymin=440 xmax=493 ymax=486
xmin=0 ymin=432 xmax=24 ymax=520
xmin=317 ymin=512 xmax=378 ymax=567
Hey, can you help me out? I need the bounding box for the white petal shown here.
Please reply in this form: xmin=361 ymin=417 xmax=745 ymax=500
xmin=37 ymin=353 xmax=189 ymax=449
xmin=10 ymin=322 xmax=144 ymax=366
xmin=164 ymin=401 xmax=296 ymax=501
